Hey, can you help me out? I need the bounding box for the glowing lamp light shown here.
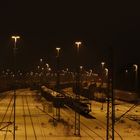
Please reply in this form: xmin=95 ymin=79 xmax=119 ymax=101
xmin=56 ymin=47 xmax=61 ymax=56
xmin=101 ymin=62 xmax=105 ymax=66
xmin=56 ymin=47 xmax=61 ymax=51
xmin=11 ymin=36 xmax=20 ymax=43
xmin=75 ymin=41 xmax=81 ymax=45
xmin=133 ymin=64 xmax=138 ymax=71
xmin=105 ymin=68 xmax=108 ymax=76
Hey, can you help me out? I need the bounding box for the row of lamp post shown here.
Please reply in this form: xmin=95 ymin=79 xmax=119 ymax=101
xmin=54 ymin=42 xmax=82 ymax=135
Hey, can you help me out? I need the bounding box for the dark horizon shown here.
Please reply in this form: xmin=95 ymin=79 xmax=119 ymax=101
xmin=0 ymin=1 xmax=140 ymax=71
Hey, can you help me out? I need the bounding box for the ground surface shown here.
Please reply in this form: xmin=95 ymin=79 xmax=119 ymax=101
xmin=0 ymin=88 xmax=140 ymax=140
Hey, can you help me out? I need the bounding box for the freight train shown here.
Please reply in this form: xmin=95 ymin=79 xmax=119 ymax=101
xmin=41 ymin=86 xmax=65 ymax=107
xmin=40 ymin=86 xmax=91 ymax=114
xmin=65 ymin=97 xmax=91 ymax=114
xmin=82 ymin=84 xmax=139 ymax=102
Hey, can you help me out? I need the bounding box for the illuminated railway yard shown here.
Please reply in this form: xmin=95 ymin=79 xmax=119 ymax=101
xmin=0 ymin=88 xmax=140 ymax=140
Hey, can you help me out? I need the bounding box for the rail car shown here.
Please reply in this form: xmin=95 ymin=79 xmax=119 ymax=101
xmin=65 ymin=97 xmax=91 ymax=114
xmin=88 ymin=86 xmax=139 ymax=103
xmin=41 ymin=86 xmax=91 ymax=114
xmin=92 ymin=89 xmax=139 ymax=103
xmin=79 ymin=83 xmax=139 ymax=103
xmin=41 ymin=86 xmax=65 ymax=107
xmin=90 ymin=90 xmax=139 ymax=103
xmin=114 ymin=90 xmax=139 ymax=102
xmin=60 ymin=90 xmax=91 ymax=114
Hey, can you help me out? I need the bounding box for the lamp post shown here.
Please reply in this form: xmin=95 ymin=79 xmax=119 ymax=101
xmin=133 ymin=64 xmax=138 ymax=93
xmin=125 ymin=69 xmax=128 ymax=77
xmin=105 ymin=68 xmax=108 ymax=77
xmin=125 ymin=69 xmax=128 ymax=89
xmin=101 ymin=62 xmax=105 ymax=110
xmin=39 ymin=58 xmax=43 ymax=85
xmin=74 ymin=41 xmax=81 ymax=136
xmin=12 ymin=36 xmax=20 ymax=47
xmin=105 ymin=47 xmax=115 ymax=140
xmin=11 ymin=35 xmax=20 ymax=140
xmin=104 ymin=68 xmax=109 ymax=89
xmin=56 ymin=47 xmax=61 ymax=120
xmin=101 ymin=62 xmax=105 ymax=69
xmin=46 ymin=63 xmax=49 ymax=68
xmin=75 ymin=41 xmax=81 ymax=53
xmin=56 ymin=48 xmax=61 ymax=90
xmin=75 ymin=41 xmax=82 ymax=89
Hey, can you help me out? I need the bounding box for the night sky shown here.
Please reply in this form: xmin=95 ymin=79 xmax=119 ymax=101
xmin=0 ymin=1 xmax=140 ymax=72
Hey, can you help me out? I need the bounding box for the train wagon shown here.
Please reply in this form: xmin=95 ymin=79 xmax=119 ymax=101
xmin=41 ymin=86 xmax=91 ymax=114
xmin=41 ymin=86 xmax=65 ymax=107
xmin=114 ymin=90 xmax=139 ymax=102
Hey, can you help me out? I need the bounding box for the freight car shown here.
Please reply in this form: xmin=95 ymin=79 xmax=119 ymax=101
xmin=41 ymin=86 xmax=91 ymax=114
xmin=65 ymin=97 xmax=91 ymax=114
xmin=114 ymin=90 xmax=139 ymax=102
xmin=41 ymin=86 xmax=65 ymax=107
xmin=81 ymin=84 xmax=139 ymax=103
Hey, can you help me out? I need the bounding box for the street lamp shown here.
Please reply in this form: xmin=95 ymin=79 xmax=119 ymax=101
xmin=101 ymin=62 xmax=105 ymax=110
xmin=46 ymin=63 xmax=49 ymax=68
xmin=12 ymin=36 xmax=20 ymax=47
xmin=39 ymin=58 xmax=44 ymax=85
xmin=133 ymin=64 xmax=138 ymax=93
xmin=74 ymin=41 xmax=82 ymax=136
xmin=56 ymin=47 xmax=61 ymax=120
xmin=56 ymin=47 xmax=61 ymax=57
xmin=56 ymin=47 xmax=61 ymax=90
xmin=101 ymin=62 xmax=105 ymax=68
xmin=105 ymin=68 xmax=108 ymax=77
xmin=11 ymin=35 xmax=20 ymax=140
xmin=80 ymin=65 xmax=83 ymax=70
xmin=101 ymin=62 xmax=105 ymax=84
xmin=75 ymin=41 xmax=82 ymax=80
xmin=48 ymin=68 xmax=51 ymax=71
xmin=133 ymin=64 xmax=138 ymax=72
xmin=75 ymin=41 xmax=81 ymax=54
xmin=124 ymin=69 xmax=128 ymax=89
xmin=40 ymin=58 xmax=43 ymax=62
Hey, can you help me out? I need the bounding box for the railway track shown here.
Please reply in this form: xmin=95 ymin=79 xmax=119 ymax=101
xmin=3 ymin=101 xmax=14 ymax=140
xmin=21 ymin=94 xmax=27 ymax=140
xmin=0 ymin=93 xmax=14 ymax=139
xmin=21 ymin=91 xmax=48 ymax=140
xmin=0 ymin=95 xmax=13 ymax=127
xmin=61 ymin=108 xmax=105 ymax=140
xmin=62 ymin=102 xmax=124 ymax=140
xmin=24 ymin=93 xmax=38 ymax=140
xmin=28 ymin=93 xmax=47 ymax=139
xmin=114 ymin=100 xmax=140 ymax=127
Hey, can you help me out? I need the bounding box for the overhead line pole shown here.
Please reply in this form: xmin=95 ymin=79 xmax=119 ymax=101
xmin=106 ymin=46 xmax=115 ymax=140
xmin=111 ymin=47 xmax=115 ymax=140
